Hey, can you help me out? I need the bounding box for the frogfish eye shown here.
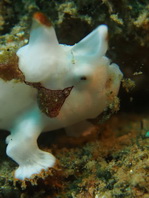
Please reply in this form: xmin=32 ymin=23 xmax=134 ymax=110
xmin=80 ymin=76 xmax=87 ymax=80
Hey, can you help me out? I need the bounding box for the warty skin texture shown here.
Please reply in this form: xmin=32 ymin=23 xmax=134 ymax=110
xmin=0 ymin=13 xmax=123 ymax=180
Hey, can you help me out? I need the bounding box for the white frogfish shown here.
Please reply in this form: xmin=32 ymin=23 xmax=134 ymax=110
xmin=0 ymin=12 xmax=123 ymax=180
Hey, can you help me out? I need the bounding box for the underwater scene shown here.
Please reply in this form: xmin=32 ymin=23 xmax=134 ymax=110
xmin=0 ymin=0 xmax=149 ymax=197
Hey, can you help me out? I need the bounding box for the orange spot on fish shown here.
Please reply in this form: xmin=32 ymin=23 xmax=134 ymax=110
xmin=33 ymin=12 xmax=52 ymax=27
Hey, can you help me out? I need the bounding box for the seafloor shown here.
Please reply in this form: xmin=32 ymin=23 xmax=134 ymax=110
xmin=0 ymin=0 xmax=149 ymax=197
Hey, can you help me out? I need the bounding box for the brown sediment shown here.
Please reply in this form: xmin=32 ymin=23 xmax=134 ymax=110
xmin=53 ymin=113 xmax=149 ymax=198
